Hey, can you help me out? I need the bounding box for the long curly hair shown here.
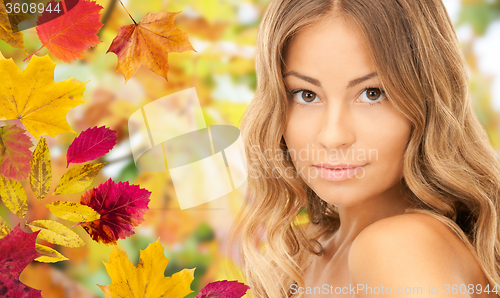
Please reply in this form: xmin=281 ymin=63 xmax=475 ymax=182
xmin=226 ymin=0 xmax=500 ymax=297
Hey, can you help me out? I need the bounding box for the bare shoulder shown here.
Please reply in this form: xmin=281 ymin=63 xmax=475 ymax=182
xmin=350 ymin=213 xmax=458 ymax=250
xmin=348 ymin=213 xmax=457 ymax=268
xmin=348 ymin=213 xmax=491 ymax=297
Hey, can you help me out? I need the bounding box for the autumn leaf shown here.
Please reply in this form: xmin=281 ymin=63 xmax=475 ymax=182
xmin=0 ymin=124 xmax=33 ymax=181
xmin=0 ymin=175 xmax=28 ymax=218
xmin=0 ymin=54 xmax=87 ymax=139
xmin=27 ymin=219 xmax=84 ymax=247
xmin=0 ymin=217 xmax=68 ymax=264
xmin=98 ymin=238 xmax=195 ymax=297
xmin=66 ymin=126 xmax=117 ymax=167
xmin=0 ymin=0 xmax=32 ymax=52
xmin=35 ymin=243 xmax=68 ymax=263
xmin=196 ymin=280 xmax=250 ymax=298
xmin=0 ymin=215 xmax=9 ymax=237
xmin=29 ymin=137 xmax=52 ymax=200
xmin=79 ymin=178 xmax=151 ymax=244
xmin=0 ymin=224 xmax=43 ymax=298
xmin=53 ymin=162 xmax=107 ymax=195
xmin=106 ymin=10 xmax=195 ymax=82
xmin=46 ymin=201 xmax=100 ymax=222
xmin=30 ymin=0 xmax=104 ymax=62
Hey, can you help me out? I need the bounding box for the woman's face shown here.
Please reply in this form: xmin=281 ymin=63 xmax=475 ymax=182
xmin=282 ymin=16 xmax=412 ymax=206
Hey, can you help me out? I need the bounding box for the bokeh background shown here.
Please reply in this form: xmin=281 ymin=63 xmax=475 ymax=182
xmin=0 ymin=0 xmax=499 ymax=297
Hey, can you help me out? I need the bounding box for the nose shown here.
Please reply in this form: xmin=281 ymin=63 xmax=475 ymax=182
xmin=316 ymin=100 xmax=356 ymax=149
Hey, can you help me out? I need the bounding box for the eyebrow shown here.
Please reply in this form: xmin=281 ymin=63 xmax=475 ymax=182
xmin=283 ymin=71 xmax=378 ymax=88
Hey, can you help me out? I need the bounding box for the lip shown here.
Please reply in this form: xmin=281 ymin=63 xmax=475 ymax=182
xmin=313 ymin=162 xmax=367 ymax=170
xmin=313 ymin=163 xmax=367 ymax=181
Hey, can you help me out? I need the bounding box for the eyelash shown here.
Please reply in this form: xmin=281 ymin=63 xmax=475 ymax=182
xmin=286 ymin=86 xmax=386 ymax=107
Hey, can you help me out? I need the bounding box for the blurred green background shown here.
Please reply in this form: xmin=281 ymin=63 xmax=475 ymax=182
xmin=0 ymin=0 xmax=499 ymax=297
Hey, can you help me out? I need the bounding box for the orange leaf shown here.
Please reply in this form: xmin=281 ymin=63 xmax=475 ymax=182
xmin=106 ymin=11 xmax=196 ymax=82
xmin=30 ymin=0 xmax=103 ymax=62
xmin=0 ymin=0 xmax=33 ymax=52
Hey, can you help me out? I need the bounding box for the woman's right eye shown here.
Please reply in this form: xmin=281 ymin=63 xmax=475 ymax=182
xmin=290 ymin=90 xmax=321 ymax=104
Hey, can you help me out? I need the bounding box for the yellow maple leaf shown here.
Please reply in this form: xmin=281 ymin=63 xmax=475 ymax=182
xmin=0 ymin=54 xmax=87 ymax=139
xmin=106 ymin=10 xmax=196 ymax=82
xmin=98 ymin=238 xmax=195 ymax=298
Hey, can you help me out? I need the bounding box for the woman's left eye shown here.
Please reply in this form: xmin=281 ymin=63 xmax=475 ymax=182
xmin=358 ymin=87 xmax=386 ymax=104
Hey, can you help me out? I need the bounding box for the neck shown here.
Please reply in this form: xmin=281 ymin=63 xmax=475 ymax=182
xmin=328 ymin=179 xmax=413 ymax=250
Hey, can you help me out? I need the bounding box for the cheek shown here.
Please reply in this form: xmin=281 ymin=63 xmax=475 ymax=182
xmin=283 ymin=113 xmax=319 ymax=174
xmin=283 ymin=109 xmax=318 ymax=150
xmin=364 ymin=109 xmax=411 ymax=179
xmin=357 ymin=101 xmax=410 ymax=144
xmin=376 ymin=113 xmax=411 ymax=155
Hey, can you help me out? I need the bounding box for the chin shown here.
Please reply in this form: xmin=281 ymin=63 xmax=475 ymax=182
xmin=310 ymin=187 xmax=365 ymax=206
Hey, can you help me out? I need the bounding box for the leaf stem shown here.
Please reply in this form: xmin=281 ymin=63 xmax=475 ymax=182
xmin=61 ymin=0 xmax=68 ymax=14
xmin=23 ymin=44 xmax=44 ymax=62
xmin=118 ymin=0 xmax=137 ymax=25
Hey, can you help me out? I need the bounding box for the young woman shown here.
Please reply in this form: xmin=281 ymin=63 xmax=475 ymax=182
xmin=227 ymin=0 xmax=500 ymax=297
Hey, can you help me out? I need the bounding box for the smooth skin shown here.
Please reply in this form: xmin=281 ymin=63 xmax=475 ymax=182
xmin=282 ymin=16 xmax=496 ymax=297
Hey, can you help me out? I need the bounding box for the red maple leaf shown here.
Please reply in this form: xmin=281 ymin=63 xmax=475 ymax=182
xmin=106 ymin=11 xmax=195 ymax=82
xmin=196 ymin=280 xmax=250 ymax=298
xmin=79 ymin=178 xmax=151 ymax=245
xmin=66 ymin=126 xmax=117 ymax=167
xmin=26 ymin=0 xmax=104 ymax=62
xmin=0 ymin=224 xmax=43 ymax=298
xmin=0 ymin=124 xmax=33 ymax=181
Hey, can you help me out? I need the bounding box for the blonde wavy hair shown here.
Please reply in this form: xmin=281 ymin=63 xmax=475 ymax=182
xmin=226 ymin=0 xmax=500 ymax=297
